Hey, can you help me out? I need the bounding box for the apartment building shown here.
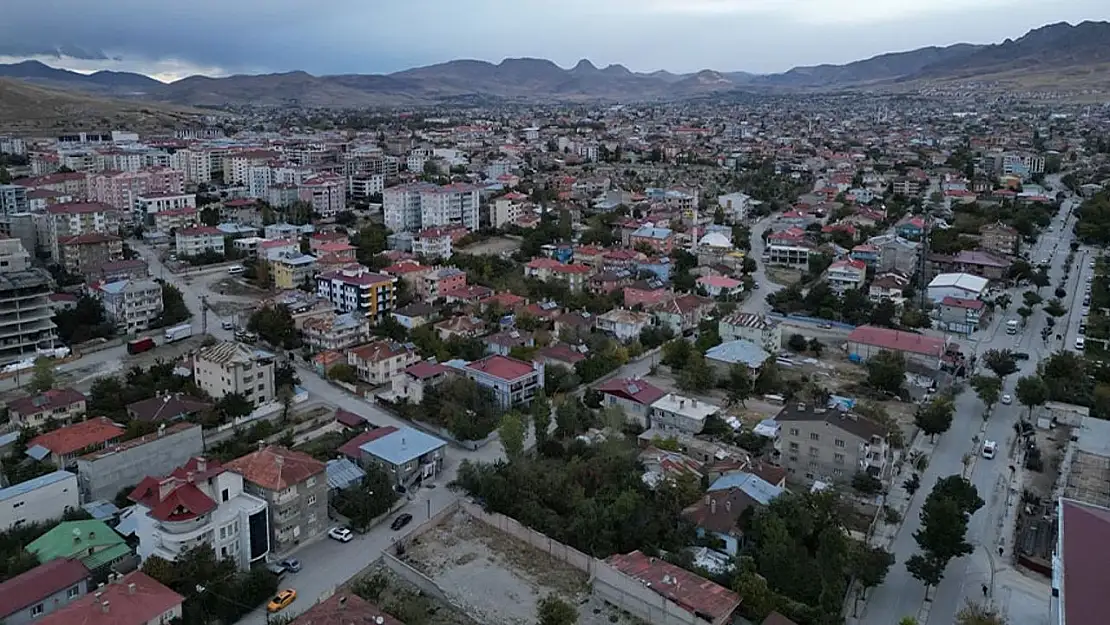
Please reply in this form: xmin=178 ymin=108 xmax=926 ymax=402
xmin=825 ymin=259 xmax=867 ymax=294
xmin=193 ymin=341 xmax=276 ymax=406
xmin=175 ymin=226 xmax=225 ymax=257
xmin=226 ymin=150 xmax=280 ymax=185
xmin=461 ymin=355 xmax=544 ymax=408
xmin=91 ymin=278 xmax=163 ymax=334
xmin=0 ymin=184 xmax=28 ymax=215
xmin=649 ymin=394 xmax=719 ymax=435
xmin=152 ymin=208 xmax=198 ymax=234
xmin=8 ymin=387 xmax=87 ymax=429
xmin=343 ymin=150 xmax=399 ymax=178
xmin=354 ymin=425 xmax=447 ymax=487
xmin=595 ymin=378 xmax=667 ymax=429
xmin=170 ymin=148 xmax=213 ymax=183
xmin=298 ymin=173 xmax=346 ymax=217
xmin=348 ymin=340 xmax=420 ymax=385
xmin=88 ymin=168 xmax=185 ymax=212
xmin=523 ymin=257 xmax=592 ymax=292
xmin=315 ymin=265 xmax=396 ymax=318
xmin=383 ymin=182 xmax=480 ymax=233
xmin=128 ymin=457 xmax=269 ymax=570
xmin=491 ymin=194 xmax=527 ymax=229
xmin=271 ymin=253 xmax=317 ymax=290
xmin=59 ymin=233 xmax=124 ymax=275
xmin=420 ymin=267 xmax=466 ymax=301
xmin=383 ymin=182 xmax=434 ymax=232
xmin=301 ymin=311 xmax=370 ymax=352
xmin=0 ymin=470 xmax=79 ymax=531
xmin=225 ymin=446 xmax=328 ymax=556
xmin=136 ymin=192 xmax=196 ymax=220
xmin=45 ymin=202 xmax=121 ymax=262
xmin=718 ymin=313 xmax=782 ymax=352
xmin=0 ymin=269 xmax=59 ymax=365
xmin=0 ymin=237 xmax=31 ymax=273
xmin=75 ymin=423 xmax=204 ymax=503
xmin=773 ymin=401 xmax=890 ymax=484
xmin=411 ymin=227 xmax=454 ymax=259
xmin=348 ymin=174 xmax=384 ymax=203
xmin=14 ymin=171 xmax=87 ymax=198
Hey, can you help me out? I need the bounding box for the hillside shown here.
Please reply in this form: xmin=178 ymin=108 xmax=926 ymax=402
xmin=0 ymin=78 xmax=212 ymax=133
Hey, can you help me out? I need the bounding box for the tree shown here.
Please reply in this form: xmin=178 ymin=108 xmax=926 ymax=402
xmin=915 ymin=397 xmax=955 ymax=442
xmin=332 ymin=464 xmax=399 ymax=531
xmin=956 ymin=601 xmax=1008 ymax=625
xmin=726 ymin=365 xmax=751 ymax=407
xmin=851 ymin=472 xmax=883 ymax=495
xmin=969 ymin=375 xmax=1002 ymax=414
xmin=1022 ymin=290 xmax=1043 ymax=308
xmin=905 ymin=552 xmax=945 ymax=596
xmin=152 ymin=283 xmax=190 ymax=327
xmin=930 ymin=475 xmax=985 ymax=517
xmin=248 ymin=305 xmax=299 ymax=349
xmin=215 ymin=392 xmax=254 ymax=423
xmin=871 ymin=299 xmax=898 ymax=327
xmin=867 ymin=350 xmax=906 ymax=394
xmin=530 ymin=390 xmax=552 ymax=443
xmin=29 ymin=357 xmax=55 ymax=392
xmin=678 ymin=352 xmax=715 ymax=392
xmin=327 ymin=363 xmax=358 ymax=384
xmin=52 ymin=296 xmax=114 ymax=345
xmin=1015 ymin=375 xmax=1048 ymax=418
xmin=982 ymin=349 xmax=1017 ymax=378
xmin=851 ymin=543 xmax=895 ymax=598
xmin=661 ymin=339 xmax=693 ymax=369
xmin=499 ymin=412 xmax=526 ymax=461
xmin=537 ymin=595 xmax=578 ymax=625
xmin=787 ymin=333 xmax=808 ymax=352
xmin=1043 ymin=299 xmax=1067 ymax=319
xmin=903 ymin=473 xmax=921 ymax=496
xmin=1016 ymin=306 xmax=1033 ymax=325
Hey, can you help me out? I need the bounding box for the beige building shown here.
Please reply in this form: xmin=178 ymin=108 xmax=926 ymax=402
xmin=718 ymin=313 xmax=782 ymax=352
xmin=772 ymin=401 xmax=890 ymax=484
xmin=193 ymin=341 xmax=276 ymax=407
xmin=0 ymin=237 xmax=31 ymax=273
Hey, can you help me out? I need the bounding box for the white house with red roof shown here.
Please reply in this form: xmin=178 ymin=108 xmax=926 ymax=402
xmin=524 ymin=257 xmax=593 ymax=292
xmin=459 ymin=355 xmax=544 ymax=408
xmin=35 ymin=571 xmax=183 ymax=625
xmin=385 ymin=361 xmax=454 ymax=403
xmin=825 ymin=259 xmax=867 ymax=294
xmin=936 ymin=296 xmax=987 ymax=336
xmin=595 ymin=378 xmax=667 ymax=429
xmin=696 ymin=274 xmax=743 ymax=298
xmin=127 ymin=457 xmax=269 ymax=570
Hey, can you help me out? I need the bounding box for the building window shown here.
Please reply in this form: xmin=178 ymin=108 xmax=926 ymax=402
xmin=788 ymin=442 xmax=799 ymax=451
xmin=833 ymin=469 xmax=844 ymax=477
xmin=834 ymin=453 xmax=845 ymax=464
xmin=789 ymin=428 xmax=799 ymax=436
xmin=222 ymin=489 xmax=229 ymax=502
xmin=809 ymin=432 xmax=819 ymax=441
xmin=808 ymin=447 xmax=819 ymax=457
xmin=835 ymin=439 xmax=845 ymax=448
xmin=306 ymin=477 xmax=317 ymax=488
xmin=307 ymin=494 xmax=317 ymax=506
xmin=804 ymin=472 xmax=813 ymax=480
xmin=31 ymin=604 xmax=44 ymax=616
xmin=68 ymin=586 xmax=80 ymax=598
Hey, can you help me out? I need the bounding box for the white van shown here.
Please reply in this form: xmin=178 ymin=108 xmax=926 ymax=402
xmin=982 ymin=440 xmax=997 ymax=460
xmin=227 ymin=264 xmax=245 ymax=275
xmin=1076 ymin=336 xmax=1086 ymax=350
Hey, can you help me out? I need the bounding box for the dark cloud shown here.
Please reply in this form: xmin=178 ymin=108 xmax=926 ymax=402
xmin=1 ymin=0 xmax=1108 ymax=78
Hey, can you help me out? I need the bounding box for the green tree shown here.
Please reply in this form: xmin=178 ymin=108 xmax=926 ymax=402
xmin=905 ymin=552 xmax=945 ymax=597
xmin=29 ymin=357 xmax=55 ymax=392
xmin=867 ymin=350 xmax=906 ymax=394
xmin=52 ymin=296 xmax=114 ymax=344
xmin=982 ymin=349 xmax=1017 ymax=378
xmin=1043 ymin=299 xmax=1067 ymax=319
xmin=678 ymin=352 xmax=715 ymax=392
xmin=215 ymin=392 xmax=254 ymax=423
xmin=332 ymin=464 xmax=399 ymax=531
xmin=247 ymin=304 xmax=299 ymax=349
xmin=1015 ymin=375 xmax=1048 ymax=418
xmin=327 ymin=363 xmax=358 ymax=384
xmin=661 ymin=339 xmax=693 ymax=369
xmin=1017 ymin=306 xmax=1033 ymax=325
xmin=1021 ymin=290 xmax=1043 ymax=308
xmin=530 ymin=390 xmax=552 ymax=443
xmin=914 ymin=397 xmax=955 ymax=442
xmin=787 ymin=333 xmax=808 ymax=352
xmin=152 ymin=283 xmax=191 ymax=327
xmin=726 ymin=365 xmax=752 ymax=407
xmin=851 ymin=472 xmax=883 ymax=495
xmin=537 ymin=595 xmax=578 ymax=625
xmin=956 ymin=601 xmax=1008 ymax=625
xmin=499 ymin=412 xmax=526 ymax=460
xmin=969 ymin=375 xmax=1002 ymax=414
xmin=851 ymin=543 xmax=895 ymax=599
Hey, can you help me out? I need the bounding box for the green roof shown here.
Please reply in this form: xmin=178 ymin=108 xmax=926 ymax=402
xmin=27 ymin=519 xmax=131 ymax=570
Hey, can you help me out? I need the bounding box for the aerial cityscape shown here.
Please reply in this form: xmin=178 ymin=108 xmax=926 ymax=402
xmin=1 ymin=9 xmax=1110 ymax=625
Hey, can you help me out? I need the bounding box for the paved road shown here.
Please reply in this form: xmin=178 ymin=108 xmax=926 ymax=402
xmin=860 ymin=195 xmax=1076 ymax=625
xmin=741 ymin=214 xmax=784 ymax=314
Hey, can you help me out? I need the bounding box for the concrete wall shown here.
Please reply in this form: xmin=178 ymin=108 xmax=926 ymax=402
xmin=380 ymin=553 xmax=454 ymax=605
xmin=75 ymin=425 xmax=204 ymax=502
xmin=459 ymin=500 xmax=593 ymax=573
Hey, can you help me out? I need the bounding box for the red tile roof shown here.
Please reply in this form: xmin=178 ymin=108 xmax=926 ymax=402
xmin=404 ymin=361 xmax=452 ymax=380
xmin=225 ymin=445 xmax=326 ymax=491
xmin=129 ymin=477 xmax=217 ymax=522
xmin=941 ymin=296 xmax=985 ymax=311
xmin=177 ymin=226 xmax=221 ymax=236
xmin=28 ymin=417 xmax=124 ymax=456
xmin=350 ymin=340 xmax=414 ymax=364
xmin=0 ymin=559 xmax=90 ymax=618
xmin=605 ymin=550 xmax=741 ymax=621
xmin=36 ymin=571 xmax=183 ymax=625
xmin=1059 ymin=499 xmax=1110 ymax=625
xmin=46 ymin=202 xmax=115 ymax=215
xmin=338 ymin=427 xmax=400 ymax=460
xmin=9 ymin=387 xmax=86 ymax=417
xmin=465 ymin=355 xmax=536 ymax=381
xmin=595 ymin=378 xmax=666 ymax=406
xmin=334 ymin=408 xmax=365 ymax=428
xmin=846 ymin=325 xmax=946 ymax=357
xmin=539 ymin=343 xmax=587 ymax=365
xmin=289 ymin=592 xmax=404 ymax=625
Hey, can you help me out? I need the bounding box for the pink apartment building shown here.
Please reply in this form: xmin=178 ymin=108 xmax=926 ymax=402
xmin=298 ymin=173 xmax=346 ymax=217
xmin=89 ymin=168 xmax=185 ymax=212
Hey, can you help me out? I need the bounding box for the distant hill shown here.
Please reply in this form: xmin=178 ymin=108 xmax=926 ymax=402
xmin=1 ymin=21 xmax=1108 ymax=108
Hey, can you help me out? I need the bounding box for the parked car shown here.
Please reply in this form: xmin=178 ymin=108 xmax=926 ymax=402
xmin=391 ymin=513 xmax=413 ymax=531
xmin=1013 ymin=352 xmax=1030 ymax=361
xmin=328 ymin=527 xmax=353 ymax=543
xmin=280 ymin=558 xmax=301 ymax=573
xmin=267 ymin=589 xmax=297 ymax=613
xmin=981 ymin=440 xmax=997 ymax=460
xmin=222 ymin=320 xmax=235 ymax=330
xmin=265 ymin=562 xmax=286 ymax=577
xmin=1001 ymin=394 xmax=1013 ymax=405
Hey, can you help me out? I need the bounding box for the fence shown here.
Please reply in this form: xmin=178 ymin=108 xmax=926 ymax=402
xmin=459 ymin=500 xmax=594 ymax=573
xmin=380 ymin=553 xmax=455 ymax=605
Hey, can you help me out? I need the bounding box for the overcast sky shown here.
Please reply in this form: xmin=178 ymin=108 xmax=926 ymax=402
xmin=1 ymin=0 xmax=1108 ymax=81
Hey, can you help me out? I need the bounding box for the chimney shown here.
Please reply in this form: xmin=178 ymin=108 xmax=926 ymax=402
xmin=128 ymin=583 xmax=136 ymax=594
xmin=197 ymin=458 xmax=207 ymax=472
xmin=101 ymin=601 xmax=110 ymax=613
xmin=691 ymin=399 xmax=697 ymax=408
xmin=725 ymin=499 xmax=731 ymax=512
xmin=72 ymin=528 xmax=82 ymax=544
xmin=704 ymin=494 xmax=710 ymax=506
xmin=710 ymin=499 xmax=716 ymax=514
xmin=679 ymin=399 xmax=685 ymax=409
xmin=158 ymin=478 xmax=176 ymax=502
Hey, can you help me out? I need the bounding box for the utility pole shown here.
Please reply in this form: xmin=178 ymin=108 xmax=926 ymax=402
xmin=200 ymin=295 xmax=208 ymax=335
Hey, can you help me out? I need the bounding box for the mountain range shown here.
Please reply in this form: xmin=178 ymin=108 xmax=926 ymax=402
xmin=0 ymin=20 xmax=1108 ymax=109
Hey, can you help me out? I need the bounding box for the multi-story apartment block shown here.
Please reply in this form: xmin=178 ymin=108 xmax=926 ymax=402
xmin=825 ymin=259 xmax=867 ymax=294
xmin=718 ymin=313 xmax=782 ymax=352
xmin=75 ymin=423 xmax=204 ymax=503
xmin=128 ymin=456 xmax=269 ymax=569
xmin=15 ymin=171 xmax=87 ymax=198
xmin=0 ymin=237 xmax=31 ymax=273
xmin=170 ymin=148 xmax=213 ymax=183
xmin=523 ymin=258 xmax=592 ymax=292
xmin=411 ymin=227 xmax=453 ymax=259
xmin=0 ymin=184 xmax=28 ymax=215
xmin=421 ymin=267 xmax=467 ymax=301
xmin=8 ymin=388 xmax=86 ymax=429
xmin=193 ymin=341 xmax=276 ymax=406
xmin=136 ymin=192 xmax=196 ymax=222
xmin=298 ymin=173 xmax=346 ymax=217
xmin=226 ymin=150 xmax=280 ymax=185
xmin=491 ymin=194 xmax=527 ymax=229
xmin=0 ymin=470 xmax=79 ymax=531
xmin=343 ymin=150 xmax=399 ymax=178
xmin=88 ymin=168 xmax=185 ymax=212
xmin=270 ymin=253 xmax=317 ymax=290
xmin=175 ymin=226 xmax=225 ymax=257
xmin=45 ymin=202 xmax=120 ymax=262
xmin=92 ymin=278 xmax=163 ymax=334
xmin=0 ymin=269 xmax=58 ymax=364
xmin=58 ymin=233 xmax=123 ymax=275
xmin=301 ymin=311 xmax=370 ymax=352
xmin=461 ymin=355 xmax=544 ymax=408
xmin=348 ymin=340 xmax=420 ymax=385
xmin=773 ymin=401 xmax=890 ymax=484
xmin=315 ymin=265 xmax=396 ymax=318
xmin=348 ymin=174 xmax=384 ymax=203
xmin=225 ymin=446 xmax=329 ymax=556
xmin=383 ymin=182 xmax=480 ymax=233
xmin=152 ymin=208 xmax=199 ymax=234
xmin=383 ymin=182 xmax=434 ymax=232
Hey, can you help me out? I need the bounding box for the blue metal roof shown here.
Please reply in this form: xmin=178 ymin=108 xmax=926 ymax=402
xmin=0 ymin=470 xmax=74 ymax=501
xmin=359 ymin=426 xmax=446 ymax=466
xmin=631 ymin=226 xmax=673 ymax=240
xmin=25 ymin=445 xmax=50 ymax=461
xmin=707 ymin=472 xmax=783 ymax=505
xmin=82 ymin=500 xmax=121 ymax=520
xmin=705 ymin=340 xmax=772 ymax=367
xmin=326 ymin=458 xmax=366 ymax=490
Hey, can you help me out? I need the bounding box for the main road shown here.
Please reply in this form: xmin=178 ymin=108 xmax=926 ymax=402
xmin=860 ymin=193 xmax=1078 ymax=625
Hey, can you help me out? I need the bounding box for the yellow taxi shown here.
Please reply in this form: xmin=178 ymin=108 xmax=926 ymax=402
xmin=267 ymin=589 xmax=297 ymax=612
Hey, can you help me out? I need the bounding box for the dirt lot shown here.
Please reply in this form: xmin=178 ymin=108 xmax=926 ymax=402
xmin=765 ymin=266 xmax=804 ymax=286
xmin=349 ymin=564 xmax=480 ymax=625
xmin=459 ymin=236 xmax=521 ymax=256
xmin=402 ymin=511 xmax=641 ymax=625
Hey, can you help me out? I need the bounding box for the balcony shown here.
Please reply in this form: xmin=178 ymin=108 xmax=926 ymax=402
xmin=273 ymin=488 xmax=298 ymax=506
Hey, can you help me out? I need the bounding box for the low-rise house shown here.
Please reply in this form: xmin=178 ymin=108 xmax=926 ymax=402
xmin=926 ymin=272 xmax=989 ymax=303
xmin=523 ymin=258 xmax=592 ymax=292
xmin=683 ymin=472 xmax=784 ymax=556
xmin=302 ymin=311 xmax=370 ymax=352
xmin=629 ymin=225 xmax=675 ymax=254
xmin=623 ymin=282 xmax=673 ymax=308
xmin=894 ymin=215 xmax=926 ymax=239
xmin=774 ymin=400 xmax=890 ymax=483
xmin=461 ymin=355 xmax=544 ymax=408
xmin=8 ymin=388 xmax=86 ymax=429
xmin=434 ymin=315 xmax=485 ymax=340
xmin=936 ymin=296 xmax=986 ymax=336
xmin=288 ymin=592 xmax=404 ymax=625
xmin=589 ymin=270 xmax=633 ymax=295
xmin=596 ymin=309 xmax=652 ymax=342
xmin=705 ymin=339 xmax=773 ymax=374
xmin=356 ymin=425 xmax=447 ymax=486
xmin=348 ymin=340 xmax=420 ymax=385
xmin=652 ymin=295 xmax=715 ymax=336
xmin=718 ymin=313 xmax=782 ymax=352
xmin=125 ymin=394 xmax=212 ymax=424
xmin=600 ymin=550 xmax=742 ymax=625
xmin=386 ymin=361 xmax=453 ymax=404
xmin=696 ymin=274 xmax=743 ymax=298
xmin=26 ymin=520 xmax=131 ymax=578
xmin=538 ymin=343 xmax=587 ymax=368
xmin=846 ymin=325 xmax=949 ymax=370
xmin=553 ymin=311 xmax=594 ymax=337
xmin=391 ymin=302 xmax=437 ymax=329
xmin=26 ymin=417 xmax=125 ymax=468
xmin=74 ymin=423 xmax=205 ymax=503
xmin=271 ymin=253 xmax=317 ymax=290
xmin=225 ymin=446 xmax=329 ymax=556
xmin=483 ymin=329 xmax=534 ymax=356
xmin=0 ymin=470 xmax=79 ymax=530
xmin=0 ymin=559 xmax=91 ymax=625
xmin=128 ymin=457 xmax=269 ymax=569
xmin=441 ymin=283 xmax=493 ymax=304
xmin=868 ymin=272 xmax=911 ymax=303
xmin=825 ymin=259 xmax=867 ymax=294
xmin=421 ymin=267 xmax=467 ymax=301
xmin=649 ymin=394 xmax=720 ymax=435
xmin=595 ymin=378 xmax=667 ymax=429
xmin=34 ymin=571 xmax=183 ymax=625
xmin=929 ymin=250 xmax=1010 ymax=281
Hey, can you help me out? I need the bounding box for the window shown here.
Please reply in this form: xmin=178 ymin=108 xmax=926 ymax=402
xmin=808 ymin=461 xmax=818 ymax=469
xmin=835 ymin=439 xmax=846 ymax=448
xmin=219 ymin=526 xmax=227 ymax=539
xmin=12 ymin=501 xmax=24 ymax=508
xmin=789 ymin=428 xmax=799 ymax=436
xmin=833 ymin=469 xmax=844 ymax=477
xmin=222 ymin=489 xmax=229 ymax=502
xmin=31 ymin=604 xmax=44 ymax=616
xmin=788 ymin=442 xmax=799 ymax=451
xmin=809 ymin=432 xmax=820 ymax=441
xmin=68 ymin=585 xmax=80 ymax=598
xmin=834 ymin=453 xmax=845 ymax=464
xmin=307 ymin=495 xmax=317 ymax=506
xmin=306 ymin=477 xmax=317 ymax=488
xmin=788 ymin=455 xmax=798 ymax=462
xmin=804 ymin=472 xmax=814 ymax=480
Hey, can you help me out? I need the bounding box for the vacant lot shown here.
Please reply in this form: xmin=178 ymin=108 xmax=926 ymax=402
xmin=765 ymin=266 xmax=804 ymax=286
xmin=459 ymin=236 xmax=521 ymax=256
xmin=402 ymin=511 xmax=640 ymax=625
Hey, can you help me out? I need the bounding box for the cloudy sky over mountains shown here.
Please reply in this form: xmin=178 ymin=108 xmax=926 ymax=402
xmin=2 ymin=0 xmax=1107 ymax=80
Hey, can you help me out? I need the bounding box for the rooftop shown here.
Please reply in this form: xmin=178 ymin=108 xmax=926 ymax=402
xmin=0 ymin=470 xmax=75 ymax=503
xmin=9 ymin=387 xmax=86 ymax=416
xmin=338 ymin=426 xmax=399 ymax=460
xmin=595 ymin=377 xmax=666 ymax=406
xmin=225 ymin=445 xmax=325 ymax=491
xmin=774 ymin=401 xmax=889 ymax=441
xmin=289 ymin=592 xmax=404 ymax=625
xmin=605 ymin=550 xmax=741 ymax=621
xmin=464 ymin=354 xmax=537 ymax=381
xmin=27 ymin=519 xmax=130 ymax=570
xmin=359 ymin=426 xmax=446 ymax=466
xmin=36 ymin=571 xmax=183 ymax=625
xmin=28 ymin=417 xmax=124 ymax=457
xmin=650 ymin=394 xmax=720 ymax=422
xmin=0 ymin=558 xmax=91 ymax=619
xmin=847 ymin=325 xmax=947 ymax=358
xmin=1059 ymin=498 xmax=1110 ymax=625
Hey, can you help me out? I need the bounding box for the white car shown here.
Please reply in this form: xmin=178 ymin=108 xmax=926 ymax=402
xmin=328 ymin=527 xmax=353 ymax=543
xmin=982 ymin=440 xmax=997 ymax=460
xmin=1001 ymin=394 xmax=1013 ymax=405
xmin=1077 ymin=336 xmax=1086 ymax=350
